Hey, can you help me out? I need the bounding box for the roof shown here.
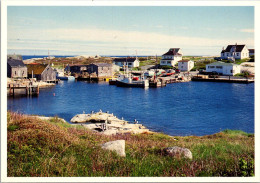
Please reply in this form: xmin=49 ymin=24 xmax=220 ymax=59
xmin=224 ymin=45 xmax=246 ymax=53
xmin=207 ymin=61 xmax=239 ymax=66
xmin=7 ymin=59 xmax=26 ymax=67
xmin=113 ymin=57 xmax=137 ymax=63
xmin=27 ymin=64 xmax=48 ymax=75
xmin=178 ymin=60 xmax=191 ymax=62
xmin=69 ymin=64 xmax=87 ymax=67
xmin=248 ymin=49 xmax=254 ymax=53
xmin=163 ymin=48 xmax=182 ymax=56
xmin=90 ymin=63 xmax=112 ymax=67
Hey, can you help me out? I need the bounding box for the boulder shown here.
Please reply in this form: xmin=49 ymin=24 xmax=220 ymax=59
xmin=163 ymin=146 xmax=192 ymax=159
xmin=101 ymin=140 xmax=126 ymax=157
xmin=70 ymin=114 xmax=91 ymax=123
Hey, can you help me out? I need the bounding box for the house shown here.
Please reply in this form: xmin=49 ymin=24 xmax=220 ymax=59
xmin=7 ymin=59 xmax=28 ymax=78
xmin=178 ymin=60 xmax=194 ymax=72
xmin=113 ymin=57 xmax=140 ymax=68
xmin=87 ymin=63 xmax=113 ymax=77
xmin=206 ymin=61 xmax=240 ymax=76
xmin=160 ymin=48 xmax=183 ymax=67
xmin=220 ymin=44 xmax=249 ymax=60
xmin=27 ymin=64 xmax=56 ymax=81
xmin=65 ymin=64 xmax=88 ymax=74
xmin=249 ymin=49 xmax=254 ymax=57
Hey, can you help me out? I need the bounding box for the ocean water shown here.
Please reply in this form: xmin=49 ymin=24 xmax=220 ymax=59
xmin=22 ymin=55 xmax=75 ymax=60
xmin=7 ymin=81 xmax=254 ymax=136
xmin=22 ymin=55 xmax=152 ymax=60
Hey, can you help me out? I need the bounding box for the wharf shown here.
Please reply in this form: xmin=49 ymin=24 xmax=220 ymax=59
xmin=76 ymin=76 xmax=111 ymax=82
xmin=7 ymin=83 xmax=39 ymax=96
xmin=192 ymin=76 xmax=254 ymax=84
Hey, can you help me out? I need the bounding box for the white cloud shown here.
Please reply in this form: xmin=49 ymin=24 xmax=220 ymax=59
xmin=240 ymin=29 xmax=254 ymax=33
xmin=8 ymin=27 xmax=254 ymax=55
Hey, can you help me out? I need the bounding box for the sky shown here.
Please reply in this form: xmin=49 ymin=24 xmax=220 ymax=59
xmin=7 ymin=6 xmax=254 ymax=56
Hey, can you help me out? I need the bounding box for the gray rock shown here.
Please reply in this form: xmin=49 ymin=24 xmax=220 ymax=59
xmin=163 ymin=146 xmax=192 ymax=159
xmin=101 ymin=140 xmax=126 ymax=157
xmin=70 ymin=114 xmax=91 ymax=123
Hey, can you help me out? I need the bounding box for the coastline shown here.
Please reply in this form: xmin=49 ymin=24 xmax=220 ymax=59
xmin=7 ymin=111 xmax=255 ymax=177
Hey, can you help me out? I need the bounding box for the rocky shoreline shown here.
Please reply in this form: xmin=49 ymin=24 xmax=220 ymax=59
xmin=35 ymin=111 xmax=152 ymax=136
xmin=70 ymin=111 xmax=152 ymax=135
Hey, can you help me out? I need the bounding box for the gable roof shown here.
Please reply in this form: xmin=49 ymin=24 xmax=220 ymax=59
xmin=207 ymin=61 xmax=239 ymax=66
xmin=248 ymin=49 xmax=254 ymax=53
xmin=224 ymin=45 xmax=246 ymax=53
xmin=113 ymin=57 xmax=137 ymax=63
xmin=7 ymin=59 xmax=26 ymax=67
xmin=163 ymin=48 xmax=182 ymax=56
xmin=27 ymin=64 xmax=48 ymax=75
xmin=90 ymin=63 xmax=112 ymax=67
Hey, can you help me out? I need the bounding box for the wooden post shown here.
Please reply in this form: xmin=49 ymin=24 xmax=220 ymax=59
xmin=37 ymin=85 xmax=39 ymax=95
xmin=9 ymin=84 xmax=12 ymax=95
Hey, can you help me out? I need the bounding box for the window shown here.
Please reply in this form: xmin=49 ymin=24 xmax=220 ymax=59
xmin=181 ymin=66 xmax=183 ymax=68
xmin=230 ymin=70 xmax=233 ymax=73
xmin=216 ymin=66 xmax=223 ymax=69
xmin=182 ymin=62 xmax=184 ymax=64
xmin=167 ymin=61 xmax=171 ymax=64
xmin=237 ymin=53 xmax=239 ymax=56
xmin=15 ymin=71 xmax=16 ymax=75
xmin=209 ymin=66 xmax=215 ymax=68
xmin=227 ymin=53 xmax=229 ymax=56
xmin=162 ymin=61 xmax=165 ymax=64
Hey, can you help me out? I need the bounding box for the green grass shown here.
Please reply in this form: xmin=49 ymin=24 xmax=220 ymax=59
xmin=235 ymin=58 xmax=251 ymax=65
xmin=7 ymin=112 xmax=254 ymax=177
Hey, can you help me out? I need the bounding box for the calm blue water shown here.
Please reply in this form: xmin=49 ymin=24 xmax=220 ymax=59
xmin=7 ymin=81 xmax=254 ymax=136
xmin=22 ymin=55 xmax=152 ymax=60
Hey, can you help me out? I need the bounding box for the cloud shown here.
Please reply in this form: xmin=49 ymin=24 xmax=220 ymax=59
xmin=240 ymin=29 xmax=254 ymax=33
xmin=8 ymin=27 xmax=254 ymax=55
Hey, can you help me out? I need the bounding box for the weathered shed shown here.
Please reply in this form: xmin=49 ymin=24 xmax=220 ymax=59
xmin=7 ymin=59 xmax=28 ymax=78
xmin=87 ymin=63 xmax=113 ymax=77
xmin=65 ymin=64 xmax=88 ymax=74
xmin=27 ymin=64 xmax=56 ymax=81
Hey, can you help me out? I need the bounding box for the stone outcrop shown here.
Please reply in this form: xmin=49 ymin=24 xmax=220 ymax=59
xmin=71 ymin=112 xmax=152 ymax=135
xmin=101 ymin=140 xmax=126 ymax=157
xmin=163 ymin=146 xmax=192 ymax=159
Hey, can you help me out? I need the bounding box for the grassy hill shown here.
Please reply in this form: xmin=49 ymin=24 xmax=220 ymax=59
xmin=7 ymin=112 xmax=254 ymax=177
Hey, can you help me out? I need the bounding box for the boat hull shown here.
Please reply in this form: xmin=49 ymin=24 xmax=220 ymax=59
xmin=116 ymin=80 xmax=148 ymax=88
xmin=57 ymin=76 xmax=75 ymax=80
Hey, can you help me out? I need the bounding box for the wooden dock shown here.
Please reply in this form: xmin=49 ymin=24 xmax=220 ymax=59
xmin=7 ymin=84 xmax=39 ymax=96
xmin=192 ymin=76 xmax=254 ymax=84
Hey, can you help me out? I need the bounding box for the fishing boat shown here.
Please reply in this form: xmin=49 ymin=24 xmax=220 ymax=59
xmin=57 ymin=75 xmax=75 ymax=80
xmin=115 ymin=74 xmax=149 ymax=88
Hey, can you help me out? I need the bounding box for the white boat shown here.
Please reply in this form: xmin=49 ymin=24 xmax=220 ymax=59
xmin=115 ymin=74 xmax=149 ymax=88
xmin=57 ymin=75 xmax=75 ymax=80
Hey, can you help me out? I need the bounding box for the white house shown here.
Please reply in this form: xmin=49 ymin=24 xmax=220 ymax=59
xmin=220 ymin=44 xmax=249 ymax=60
xmin=178 ymin=60 xmax=194 ymax=71
xmin=206 ymin=61 xmax=240 ymax=76
xmin=113 ymin=57 xmax=140 ymax=68
xmin=160 ymin=48 xmax=182 ymax=67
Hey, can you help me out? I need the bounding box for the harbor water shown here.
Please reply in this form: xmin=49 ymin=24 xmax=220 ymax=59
xmin=7 ymin=81 xmax=254 ymax=136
